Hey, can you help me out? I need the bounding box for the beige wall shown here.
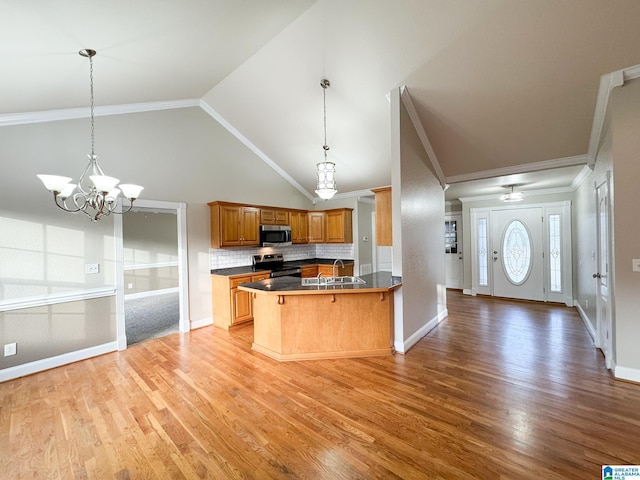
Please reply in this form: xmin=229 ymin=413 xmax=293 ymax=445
xmin=611 ymin=79 xmax=640 ymax=372
xmin=0 ymin=106 xmax=313 ymax=377
xmin=573 ymin=127 xmax=612 ymax=332
xmin=391 ymin=89 xmax=446 ymax=351
xmin=0 ymin=296 xmax=115 ymax=370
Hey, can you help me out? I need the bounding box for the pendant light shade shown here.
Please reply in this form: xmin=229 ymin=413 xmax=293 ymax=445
xmin=37 ymin=49 xmax=143 ymax=221
xmin=315 ymin=78 xmax=337 ymax=200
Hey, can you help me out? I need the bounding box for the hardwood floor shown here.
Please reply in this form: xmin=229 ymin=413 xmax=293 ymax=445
xmin=1 ymin=291 xmax=639 ymax=479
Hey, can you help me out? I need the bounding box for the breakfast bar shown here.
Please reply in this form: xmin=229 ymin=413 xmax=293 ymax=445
xmin=239 ymin=272 xmax=401 ymax=361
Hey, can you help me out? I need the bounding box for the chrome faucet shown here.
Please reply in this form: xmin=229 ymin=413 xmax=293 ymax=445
xmin=333 ymin=258 xmax=345 ymax=278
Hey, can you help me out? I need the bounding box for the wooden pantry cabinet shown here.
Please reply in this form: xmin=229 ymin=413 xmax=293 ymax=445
xmin=371 ymin=187 xmax=392 ymax=246
xmin=209 ymin=202 xmax=260 ymax=248
xmin=212 ymin=272 xmax=271 ymax=329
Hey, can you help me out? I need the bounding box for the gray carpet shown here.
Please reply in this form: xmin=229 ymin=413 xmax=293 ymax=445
xmin=125 ymin=292 xmax=180 ymax=346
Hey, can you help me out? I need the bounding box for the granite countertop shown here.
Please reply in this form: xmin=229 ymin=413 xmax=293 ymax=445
xmin=211 ymin=258 xmax=355 ymax=276
xmin=238 ymin=271 xmax=401 ymax=294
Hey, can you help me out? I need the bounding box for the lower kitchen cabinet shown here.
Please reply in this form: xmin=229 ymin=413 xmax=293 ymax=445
xmin=212 ymin=272 xmax=270 ymax=329
xmin=317 ymin=264 xmax=354 ymax=277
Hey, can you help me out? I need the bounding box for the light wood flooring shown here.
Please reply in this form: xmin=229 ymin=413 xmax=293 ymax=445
xmin=1 ymin=290 xmax=639 ymax=479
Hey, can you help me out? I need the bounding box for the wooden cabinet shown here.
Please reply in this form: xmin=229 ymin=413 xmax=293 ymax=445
xmin=260 ymin=209 xmax=290 ymax=226
xmin=317 ymin=263 xmax=354 ymax=277
xmin=326 ymin=208 xmax=353 ymax=243
xmin=212 ymin=272 xmax=270 ymax=329
xmin=290 ymin=210 xmax=309 ymax=244
xmin=209 ymin=202 xmax=260 ymax=248
xmin=300 ymin=265 xmax=318 ymax=278
xmin=371 ymin=187 xmax=392 ymax=246
xmin=307 ymin=211 xmax=327 ymax=243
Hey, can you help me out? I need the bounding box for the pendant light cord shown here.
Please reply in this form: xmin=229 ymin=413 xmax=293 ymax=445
xmin=322 ymin=79 xmax=330 ymax=160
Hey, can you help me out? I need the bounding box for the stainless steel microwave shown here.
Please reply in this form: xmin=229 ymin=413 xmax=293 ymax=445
xmin=260 ymin=225 xmax=292 ymax=247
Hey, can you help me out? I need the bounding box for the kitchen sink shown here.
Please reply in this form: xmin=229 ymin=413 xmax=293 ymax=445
xmin=301 ymin=276 xmax=366 ymax=286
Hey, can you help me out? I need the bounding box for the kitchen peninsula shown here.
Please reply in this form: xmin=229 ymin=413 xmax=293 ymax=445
xmin=239 ymin=272 xmax=401 ymax=361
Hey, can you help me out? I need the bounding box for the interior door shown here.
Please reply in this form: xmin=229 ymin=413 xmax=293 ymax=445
xmin=445 ymin=215 xmax=463 ymax=289
xmin=491 ymin=208 xmax=544 ymax=301
xmin=595 ymin=178 xmax=612 ymax=368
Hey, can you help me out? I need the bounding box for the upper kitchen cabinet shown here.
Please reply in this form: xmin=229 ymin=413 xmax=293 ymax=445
xmin=326 ymin=208 xmax=353 ymax=243
xmin=260 ymin=208 xmax=290 ymax=226
xmin=290 ymin=210 xmax=308 ymax=244
xmin=307 ymin=211 xmax=327 ymax=243
xmin=209 ymin=202 xmax=260 ymax=248
xmin=308 ymin=208 xmax=353 ymax=244
xmin=371 ymin=187 xmax=392 ymax=246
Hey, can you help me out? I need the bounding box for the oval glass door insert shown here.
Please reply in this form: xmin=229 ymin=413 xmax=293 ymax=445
xmin=502 ymin=219 xmax=532 ymax=285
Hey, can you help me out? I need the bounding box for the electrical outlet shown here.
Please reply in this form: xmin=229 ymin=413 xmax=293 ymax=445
xmin=4 ymin=343 xmax=17 ymax=357
xmin=127 ymin=283 xmax=133 ymax=289
xmin=85 ymin=263 xmax=99 ymax=274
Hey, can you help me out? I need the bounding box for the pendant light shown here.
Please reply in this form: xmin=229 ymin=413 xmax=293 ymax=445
xmin=37 ymin=49 xmax=143 ymax=221
xmin=315 ymin=78 xmax=337 ymax=200
xmin=500 ymin=185 xmax=524 ymax=202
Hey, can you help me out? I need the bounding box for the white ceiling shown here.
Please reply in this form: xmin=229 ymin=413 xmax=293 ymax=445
xmin=3 ymin=0 xmax=640 ymax=202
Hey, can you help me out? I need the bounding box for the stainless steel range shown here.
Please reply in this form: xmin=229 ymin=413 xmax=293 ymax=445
xmin=252 ymin=254 xmax=301 ymax=278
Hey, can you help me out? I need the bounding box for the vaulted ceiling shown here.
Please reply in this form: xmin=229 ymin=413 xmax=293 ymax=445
xmin=3 ymin=0 xmax=640 ymax=202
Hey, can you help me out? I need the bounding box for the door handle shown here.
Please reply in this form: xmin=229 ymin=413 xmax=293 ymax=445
xmin=593 ymin=273 xmax=601 ymax=278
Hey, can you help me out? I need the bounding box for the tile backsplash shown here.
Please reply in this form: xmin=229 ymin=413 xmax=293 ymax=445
xmin=210 ymin=244 xmax=354 ymax=270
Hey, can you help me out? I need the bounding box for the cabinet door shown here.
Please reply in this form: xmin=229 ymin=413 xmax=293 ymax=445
xmin=231 ymin=288 xmax=253 ymax=324
xmin=372 ymin=187 xmax=392 ymax=246
xmin=220 ymin=205 xmax=242 ymax=246
xmin=241 ymin=207 xmax=260 ymax=245
xmin=260 ymin=209 xmax=275 ymax=225
xmin=275 ymin=210 xmax=290 ymax=225
xmin=307 ymin=212 xmax=326 ymax=243
xmin=291 ymin=211 xmax=309 ymax=244
xmin=326 ymin=209 xmax=353 ymax=243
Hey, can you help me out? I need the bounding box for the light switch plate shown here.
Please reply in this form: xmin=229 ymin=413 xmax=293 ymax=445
xmin=4 ymin=343 xmax=17 ymax=357
xmin=85 ymin=263 xmax=99 ymax=274
xmin=633 ymin=259 xmax=640 ymax=272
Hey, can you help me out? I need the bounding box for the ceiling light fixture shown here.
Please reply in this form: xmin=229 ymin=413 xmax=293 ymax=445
xmin=500 ymin=185 xmax=524 ymax=202
xmin=315 ymin=78 xmax=337 ymax=200
xmin=37 ymin=49 xmax=143 ymax=221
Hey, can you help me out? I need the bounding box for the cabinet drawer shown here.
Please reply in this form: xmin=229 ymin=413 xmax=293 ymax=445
xmin=252 ymin=273 xmax=271 ymax=282
xmin=230 ymin=275 xmax=253 ymax=288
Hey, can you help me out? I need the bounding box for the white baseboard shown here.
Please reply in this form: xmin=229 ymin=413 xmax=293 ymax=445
xmin=397 ymin=308 xmax=448 ymax=354
xmin=190 ymin=317 xmax=213 ymax=330
xmin=574 ymin=300 xmax=596 ymax=342
xmin=124 ymin=287 xmax=179 ymax=301
xmin=614 ymin=365 xmax=640 ymax=384
xmin=0 ymin=341 xmax=118 ymax=383
xmin=463 ymin=289 xmax=474 ymax=296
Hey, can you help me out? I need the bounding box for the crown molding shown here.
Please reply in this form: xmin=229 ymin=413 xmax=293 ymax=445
xmin=0 ymin=99 xmax=200 ymax=127
xmin=399 ymin=86 xmax=447 ymax=188
xmin=198 ymin=100 xmax=315 ymax=202
xmin=445 ymin=154 xmax=590 ymax=185
xmin=459 ymin=184 xmax=577 ymax=204
xmin=312 ymin=188 xmax=375 ymax=204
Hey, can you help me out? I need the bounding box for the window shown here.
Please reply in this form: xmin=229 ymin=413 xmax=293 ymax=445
xmin=478 ymin=218 xmax=488 ymax=286
xmin=445 ymin=220 xmax=458 ymax=254
xmin=502 ymin=220 xmax=532 ymax=285
xmin=549 ymin=214 xmax=562 ymax=292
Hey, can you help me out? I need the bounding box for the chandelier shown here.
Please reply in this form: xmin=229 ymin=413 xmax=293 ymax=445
xmin=37 ymin=49 xmax=143 ymax=221
xmin=315 ymin=78 xmax=337 ymax=200
xmin=500 ymin=185 xmax=524 ymax=202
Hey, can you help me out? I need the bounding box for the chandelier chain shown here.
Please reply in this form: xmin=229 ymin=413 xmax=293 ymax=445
xmin=89 ymin=53 xmax=95 ymax=156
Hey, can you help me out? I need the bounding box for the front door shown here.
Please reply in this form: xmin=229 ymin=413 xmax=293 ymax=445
xmin=595 ymin=177 xmax=612 ymax=369
xmin=491 ymin=208 xmax=544 ymax=301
